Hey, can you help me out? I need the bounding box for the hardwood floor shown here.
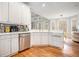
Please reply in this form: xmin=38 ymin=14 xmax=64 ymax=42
xmin=13 ymin=38 xmax=79 ymax=57
xmin=64 ymin=38 xmax=79 ymax=57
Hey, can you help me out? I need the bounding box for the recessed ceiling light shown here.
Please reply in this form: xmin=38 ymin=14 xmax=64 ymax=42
xmin=42 ymin=3 xmax=46 ymax=7
xmin=22 ymin=6 xmax=25 ymax=7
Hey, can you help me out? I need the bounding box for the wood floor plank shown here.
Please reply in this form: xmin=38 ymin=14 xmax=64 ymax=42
xmin=13 ymin=38 xmax=79 ymax=57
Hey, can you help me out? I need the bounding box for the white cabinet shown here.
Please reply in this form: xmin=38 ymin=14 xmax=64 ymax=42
xmin=21 ymin=6 xmax=26 ymax=25
xmin=9 ymin=3 xmax=22 ymax=24
xmin=21 ymin=3 xmax=31 ymax=30
xmin=0 ymin=2 xmax=31 ymax=27
xmin=0 ymin=2 xmax=8 ymax=23
xmin=21 ymin=4 xmax=31 ymax=25
xmin=0 ymin=35 xmax=11 ymax=57
xmin=49 ymin=32 xmax=64 ymax=49
xmin=11 ymin=34 xmax=18 ymax=55
xmin=9 ymin=2 xmax=31 ymax=25
xmin=31 ymin=32 xmax=49 ymax=46
xmin=31 ymin=32 xmax=41 ymax=46
xmin=40 ymin=32 xmax=48 ymax=45
xmin=0 ymin=34 xmax=19 ymax=57
xmin=31 ymin=32 xmax=64 ymax=49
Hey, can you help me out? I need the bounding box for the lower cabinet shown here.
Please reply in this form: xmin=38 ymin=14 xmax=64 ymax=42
xmin=31 ymin=32 xmax=64 ymax=49
xmin=11 ymin=36 xmax=18 ymax=55
xmin=49 ymin=32 xmax=64 ymax=49
xmin=31 ymin=32 xmax=41 ymax=46
xmin=0 ymin=34 xmax=19 ymax=57
xmin=0 ymin=38 xmax=11 ymax=57
xmin=31 ymin=32 xmax=49 ymax=46
xmin=40 ymin=32 xmax=48 ymax=45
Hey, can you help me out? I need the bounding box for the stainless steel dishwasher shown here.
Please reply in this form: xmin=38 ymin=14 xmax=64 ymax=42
xmin=19 ymin=33 xmax=30 ymax=51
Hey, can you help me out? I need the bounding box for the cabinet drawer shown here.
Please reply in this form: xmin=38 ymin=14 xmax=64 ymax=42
xmin=11 ymin=34 xmax=18 ymax=38
xmin=0 ymin=38 xmax=11 ymax=56
xmin=0 ymin=35 xmax=11 ymax=39
xmin=0 ymin=35 xmax=4 ymax=39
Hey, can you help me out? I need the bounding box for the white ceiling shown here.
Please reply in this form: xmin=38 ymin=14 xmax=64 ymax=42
xmin=25 ymin=2 xmax=79 ymax=19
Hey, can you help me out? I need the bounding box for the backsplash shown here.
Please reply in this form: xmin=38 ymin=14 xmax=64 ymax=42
xmin=0 ymin=23 xmax=29 ymax=33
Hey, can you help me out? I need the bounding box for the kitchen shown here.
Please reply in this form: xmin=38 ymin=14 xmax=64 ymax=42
xmin=0 ymin=2 xmax=79 ymax=57
xmin=0 ymin=2 xmax=31 ymax=57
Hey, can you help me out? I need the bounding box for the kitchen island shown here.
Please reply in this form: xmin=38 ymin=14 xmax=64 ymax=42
xmin=31 ymin=31 xmax=64 ymax=49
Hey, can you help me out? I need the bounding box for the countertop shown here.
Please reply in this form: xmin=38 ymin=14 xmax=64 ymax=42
xmin=0 ymin=30 xmax=64 ymax=35
xmin=0 ymin=31 xmax=30 ymax=35
xmin=72 ymin=31 xmax=79 ymax=33
xmin=30 ymin=31 xmax=64 ymax=33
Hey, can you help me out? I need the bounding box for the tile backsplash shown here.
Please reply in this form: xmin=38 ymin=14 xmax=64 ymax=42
xmin=0 ymin=23 xmax=29 ymax=33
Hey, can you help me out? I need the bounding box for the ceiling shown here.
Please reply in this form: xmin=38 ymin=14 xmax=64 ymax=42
xmin=24 ymin=2 xmax=79 ymax=19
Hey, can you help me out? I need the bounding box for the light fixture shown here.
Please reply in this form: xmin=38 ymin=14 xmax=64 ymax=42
xmin=22 ymin=6 xmax=25 ymax=7
xmin=60 ymin=14 xmax=63 ymax=17
xmin=42 ymin=3 xmax=46 ymax=7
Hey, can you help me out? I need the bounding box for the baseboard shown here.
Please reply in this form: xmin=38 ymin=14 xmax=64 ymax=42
xmin=48 ymin=45 xmax=62 ymax=50
xmin=31 ymin=44 xmax=62 ymax=50
xmin=9 ymin=52 xmax=19 ymax=57
xmin=32 ymin=44 xmax=49 ymax=48
xmin=18 ymin=48 xmax=30 ymax=53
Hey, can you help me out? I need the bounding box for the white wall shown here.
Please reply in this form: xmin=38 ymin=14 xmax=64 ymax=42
xmin=76 ymin=14 xmax=79 ymax=30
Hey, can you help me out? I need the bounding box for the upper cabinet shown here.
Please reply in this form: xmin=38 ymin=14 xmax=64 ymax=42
xmin=0 ymin=2 xmax=31 ymax=29
xmin=9 ymin=2 xmax=31 ymax=30
xmin=9 ymin=3 xmax=22 ymax=24
xmin=9 ymin=2 xmax=31 ymax=25
xmin=0 ymin=2 xmax=8 ymax=23
xmin=21 ymin=3 xmax=31 ymax=30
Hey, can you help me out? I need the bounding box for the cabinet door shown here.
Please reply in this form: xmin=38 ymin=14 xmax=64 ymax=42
xmin=0 ymin=2 xmax=8 ymax=23
xmin=49 ymin=33 xmax=64 ymax=49
xmin=21 ymin=4 xmax=31 ymax=30
xmin=0 ymin=38 xmax=10 ymax=57
xmin=11 ymin=35 xmax=18 ymax=54
xmin=40 ymin=32 xmax=48 ymax=45
xmin=21 ymin=5 xmax=27 ymax=25
xmin=31 ymin=33 xmax=41 ymax=46
xmin=9 ymin=2 xmax=22 ymax=24
xmin=11 ymin=38 xmax=18 ymax=54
